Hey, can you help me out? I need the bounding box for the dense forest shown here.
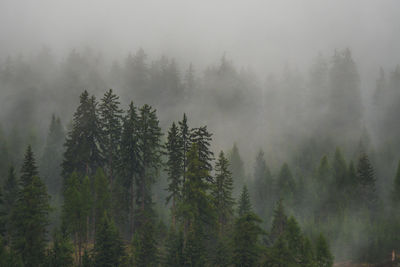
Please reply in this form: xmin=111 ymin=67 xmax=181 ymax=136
xmin=1 ymin=45 xmax=400 ymax=267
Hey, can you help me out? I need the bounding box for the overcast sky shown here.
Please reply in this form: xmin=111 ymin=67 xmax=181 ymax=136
xmin=0 ymin=0 xmax=399 ymax=75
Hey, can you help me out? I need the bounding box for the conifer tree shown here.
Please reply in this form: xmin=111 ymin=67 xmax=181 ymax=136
xmin=40 ymin=114 xmax=64 ymax=195
xmin=190 ymin=126 xmax=214 ymax=183
xmin=119 ymin=102 xmax=141 ymax=238
xmin=94 ymin=213 xmax=126 ymax=267
xmin=136 ymin=104 xmax=162 ymax=224
xmin=315 ymin=234 xmax=333 ymax=267
xmin=132 ymin=220 xmax=157 ymax=267
xmin=179 ymin=113 xmax=190 ymax=185
xmin=165 ymin=227 xmax=184 ymax=267
xmin=253 ymin=150 xmax=273 ymax=218
xmin=356 ymin=152 xmax=377 ymax=209
xmin=233 ymin=212 xmax=263 ymax=266
xmin=165 ymin=122 xmax=183 ymax=227
xmin=228 ymin=143 xmax=245 ymax=198
xmin=212 ymin=151 xmax=235 ymax=233
xmin=62 ymin=173 xmax=92 ymax=264
xmin=3 ymin=166 xmax=18 ymax=244
xmin=99 ymin=89 xmax=123 ymax=191
xmin=270 ymin=199 xmax=288 ymax=243
xmin=94 ymin=168 xmax=111 ymax=233
xmin=46 ymin=226 xmax=74 ymax=267
xmin=62 ymin=91 xmax=103 ymax=180
xmin=238 ymin=185 xmax=252 ymax=217
xmin=11 ymin=146 xmax=50 ymax=266
xmin=277 ymin=163 xmax=295 ymax=202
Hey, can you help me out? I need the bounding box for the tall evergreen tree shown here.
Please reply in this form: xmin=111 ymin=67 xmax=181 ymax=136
xmin=11 ymin=146 xmax=50 ymax=266
xmin=46 ymin=226 xmax=74 ymax=267
xmin=356 ymin=152 xmax=377 ymax=209
xmin=270 ymin=199 xmax=288 ymax=243
xmin=94 ymin=213 xmax=126 ymax=267
xmin=99 ymin=89 xmax=123 ymax=191
xmin=136 ymin=104 xmax=162 ymax=225
xmin=178 ymin=113 xmax=190 ymax=185
xmin=238 ymin=185 xmax=252 ymax=217
xmin=119 ymin=102 xmax=141 ymax=238
xmin=62 ymin=173 xmax=92 ymax=264
xmin=253 ymin=150 xmax=273 ymax=218
xmin=3 ymin=166 xmax=18 ymax=244
xmin=40 ymin=114 xmax=64 ymax=196
xmin=277 ymin=163 xmax=295 ymax=202
xmin=165 ymin=122 xmax=183 ymax=228
xmin=228 ymin=143 xmax=245 ymax=198
xmin=391 ymin=160 xmax=400 ymax=205
xmin=190 ymin=126 xmax=214 ymax=183
xmin=315 ymin=234 xmax=333 ymax=267
xmin=212 ymin=151 xmax=235 ymax=233
xmin=62 ymin=91 xmax=103 ymax=180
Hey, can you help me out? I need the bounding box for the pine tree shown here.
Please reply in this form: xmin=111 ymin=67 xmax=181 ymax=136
xmin=62 ymin=91 xmax=103 ymax=180
xmin=270 ymin=199 xmax=288 ymax=243
xmin=212 ymin=151 xmax=235 ymax=233
xmin=356 ymin=152 xmax=377 ymax=209
xmin=315 ymin=234 xmax=333 ymax=267
xmin=253 ymin=150 xmax=273 ymax=218
xmin=46 ymin=226 xmax=74 ymax=267
xmin=94 ymin=213 xmax=126 ymax=267
xmin=228 ymin=143 xmax=245 ymax=198
xmin=136 ymin=104 xmax=162 ymax=223
xmin=99 ymin=89 xmax=123 ymax=192
xmin=265 ymin=235 xmax=292 ymax=267
xmin=165 ymin=122 xmax=183 ymax=227
xmin=332 ymin=148 xmax=347 ymax=192
xmin=40 ymin=114 xmax=64 ymax=196
xmin=284 ymin=217 xmax=303 ymax=263
xmin=62 ymin=173 xmax=92 ymax=264
xmin=132 ymin=220 xmax=157 ymax=267
xmin=164 ymin=227 xmax=184 ymax=267
xmin=119 ymin=102 xmax=141 ymax=238
xmin=238 ymin=185 xmax=252 ymax=217
xmin=277 ymin=163 xmax=295 ymax=202
xmin=190 ymin=126 xmax=214 ymax=183
xmin=178 ymin=113 xmax=190 ymax=186
xmin=11 ymin=146 xmax=50 ymax=266
xmin=3 ymin=166 xmax=18 ymax=244
xmin=94 ymin=168 xmax=111 ymax=233
xmin=233 ymin=212 xmax=263 ymax=267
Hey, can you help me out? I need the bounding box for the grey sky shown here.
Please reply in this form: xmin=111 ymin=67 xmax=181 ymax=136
xmin=1 ymin=0 xmax=399 ymax=74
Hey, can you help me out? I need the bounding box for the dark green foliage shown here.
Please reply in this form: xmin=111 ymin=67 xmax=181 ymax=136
xmin=118 ymin=102 xmax=141 ymax=237
xmin=94 ymin=168 xmax=111 ymax=231
xmin=0 ymin=236 xmax=23 ymax=267
xmin=46 ymin=226 xmax=74 ymax=267
xmin=62 ymin=172 xmax=92 ymax=264
xmin=132 ymin=220 xmax=157 ymax=267
xmin=94 ymin=213 xmax=126 ymax=267
xmin=356 ymin=152 xmax=377 ymax=209
xmin=20 ymin=145 xmax=38 ymax=187
xmin=270 ymin=199 xmax=288 ymax=243
xmin=212 ymin=151 xmax=235 ymax=232
xmin=99 ymin=89 xmax=123 ymax=189
xmin=233 ymin=213 xmax=264 ymax=267
xmin=228 ymin=143 xmax=245 ymax=198
xmin=190 ymin=126 xmax=214 ymax=183
xmin=277 ymin=163 xmax=295 ymax=202
xmin=165 ymin=122 xmax=183 ymax=227
xmin=315 ymin=234 xmax=333 ymax=267
xmin=264 ymin=235 xmax=293 ymax=267
xmin=238 ymin=185 xmax=252 ymax=217
xmin=136 ymin=104 xmax=162 ymax=221
xmin=178 ymin=113 xmax=190 ymax=185
xmin=11 ymin=146 xmax=50 ymax=267
xmin=253 ymin=150 xmax=273 ymax=219
xmin=164 ymin=227 xmax=184 ymax=266
xmin=3 ymin=166 xmax=18 ymax=243
xmin=40 ymin=114 xmax=64 ymax=196
xmin=62 ymin=91 xmax=103 ymax=179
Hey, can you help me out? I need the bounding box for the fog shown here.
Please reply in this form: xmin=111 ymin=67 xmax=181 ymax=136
xmin=1 ymin=0 xmax=400 ymax=263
